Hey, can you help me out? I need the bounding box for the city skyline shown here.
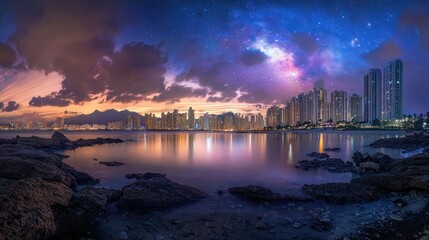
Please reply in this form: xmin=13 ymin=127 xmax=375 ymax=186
xmin=0 ymin=1 xmax=428 ymax=120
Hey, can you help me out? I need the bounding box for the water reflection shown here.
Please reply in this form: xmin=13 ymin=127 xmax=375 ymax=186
xmin=3 ymin=130 xmax=407 ymax=191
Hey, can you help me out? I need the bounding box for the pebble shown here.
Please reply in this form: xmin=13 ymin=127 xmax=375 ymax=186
xmin=205 ymin=222 xmax=215 ymax=228
xmin=390 ymin=214 xmax=403 ymax=221
xmin=319 ymin=217 xmax=331 ymax=223
xmin=293 ymin=222 xmax=301 ymax=229
xmin=118 ymin=231 xmax=128 ymax=240
xmin=255 ymin=220 xmax=269 ymax=230
xmin=155 ymin=235 xmax=164 ymax=240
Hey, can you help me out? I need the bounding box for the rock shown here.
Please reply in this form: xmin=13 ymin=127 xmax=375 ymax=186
xmin=324 ymin=147 xmax=341 ymax=152
xmin=72 ymin=138 xmax=124 ymax=148
xmin=125 ymin=172 xmax=166 ymax=179
xmin=229 ymin=185 xmax=311 ymax=202
xmin=297 ymin=158 xmax=354 ymax=173
xmin=62 ymin=164 xmax=99 ymax=185
xmin=118 ymin=231 xmax=128 ymax=240
xmin=99 ymin=161 xmax=124 ymax=167
xmin=351 ymin=155 xmax=429 ymax=192
xmin=389 ymin=214 xmax=403 ymax=221
xmin=352 ymin=151 xmax=394 ymax=174
xmin=311 ymin=217 xmax=332 ymax=231
xmin=370 ymin=134 xmax=429 ymax=151
xmin=0 ymin=177 xmax=73 ymax=240
xmin=307 ymin=152 xmax=330 ymax=159
xmin=302 ymin=183 xmax=383 ymax=203
xmin=118 ymin=174 xmax=208 ymax=211
xmin=0 ymin=156 xmax=77 ymax=189
xmin=293 ymin=222 xmax=301 ymax=229
xmin=54 ymin=186 xmax=122 ymax=237
xmin=255 ymin=220 xmax=269 ymax=230
xmin=51 ymin=131 xmax=72 ymax=147
xmin=205 ymin=222 xmax=215 ymax=228
xmin=393 ymin=198 xmax=407 ymax=208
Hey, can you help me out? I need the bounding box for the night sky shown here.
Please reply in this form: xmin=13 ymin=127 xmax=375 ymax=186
xmin=0 ymin=0 xmax=428 ymax=120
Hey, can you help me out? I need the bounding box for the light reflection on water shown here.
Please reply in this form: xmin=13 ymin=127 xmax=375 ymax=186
xmin=0 ymin=130 xmax=408 ymax=192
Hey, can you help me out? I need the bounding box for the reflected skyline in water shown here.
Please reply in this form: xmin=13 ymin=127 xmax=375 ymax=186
xmin=0 ymin=130 xmax=407 ymax=191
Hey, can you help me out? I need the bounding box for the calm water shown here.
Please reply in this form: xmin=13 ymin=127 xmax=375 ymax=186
xmin=0 ymin=130 xmax=408 ymax=192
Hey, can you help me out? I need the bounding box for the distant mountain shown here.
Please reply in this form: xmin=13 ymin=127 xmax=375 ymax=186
xmin=64 ymin=109 xmax=142 ymax=125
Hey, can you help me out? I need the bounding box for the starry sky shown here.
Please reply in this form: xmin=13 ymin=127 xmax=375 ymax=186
xmin=0 ymin=0 xmax=428 ymax=120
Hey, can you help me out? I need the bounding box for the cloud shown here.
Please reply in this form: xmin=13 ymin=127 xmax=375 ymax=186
xmin=29 ymin=93 xmax=71 ymax=107
xmin=0 ymin=102 xmax=3 ymax=109
xmin=0 ymin=43 xmax=17 ymax=68
xmin=361 ymin=40 xmax=402 ymax=66
xmin=4 ymin=1 xmax=170 ymax=107
xmin=2 ymin=101 xmax=20 ymax=112
xmin=176 ymin=60 xmax=239 ymax=102
xmin=400 ymin=5 xmax=429 ymax=51
xmin=64 ymin=110 xmax=79 ymax=115
xmin=290 ymin=33 xmax=319 ymax=54
xmin=106 ymin=43 xmax=167 ymax=103
xmin=239 ymin=49 xmax=268 ymax=66
xmin=152 ymin=84 xmax=207 ymax=103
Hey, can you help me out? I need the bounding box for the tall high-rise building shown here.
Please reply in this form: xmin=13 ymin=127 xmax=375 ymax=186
xmin=364 ymin=68 xmax=382 ymax=123
xmin=55 ymin=117 xmax=64 ymax=129
xmin=383 ymin=59 xmax=403 ymax=120
xmin=266 ymin=105 xmax=283 ymax=128
xmin=188 ymin=107 xmax=195 ymax=130
xmin=331 ymin=90 xmax=348 ymax=123
xmin=350 ymin=94 xmax=363 ymax=123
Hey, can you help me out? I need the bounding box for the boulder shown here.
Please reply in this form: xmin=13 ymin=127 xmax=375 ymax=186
xmin=119 ymin=174 xmax=208 ymax=211
xmin=0 ymin=177 xmax=73 ymax=240
xmin=370 ymin=134 xmax=429 ymax=150
xmin=0 ymin=156 xmax=77 ymax=189
xmin=51 ymin=131 xmax=72 ymax=147
xmin=297 ymin=158 xmax=354 ymax=173
xmin=99 ymin=161 xmax=124 ymax=166
xmin=229 ymin=185 xmax=311 ymax=202
xmin=54 ymin=186 xmax=122 ymax=237
xmin=324 ymin=147 xmax=341 ymax=152
xmin=125 ymin=172 xmax=166 ymax=180
xmin=351 ymin=155 xmax=429 ymax=192
xmin=302 ymin=183 xmax=383 ymax=203
xmin=352 ymin=151 xmax=394 ymax=174
xmin=307 ymin=152 xmax=330 ymax=159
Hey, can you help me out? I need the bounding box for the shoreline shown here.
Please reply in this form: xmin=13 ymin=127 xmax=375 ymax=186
xmin=1 ymin=132 xmax=429 ymax=239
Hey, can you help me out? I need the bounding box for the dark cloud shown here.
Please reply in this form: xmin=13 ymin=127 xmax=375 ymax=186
xmin=64 ymin=110 xmax=79 ymax=115
xmin=361 ymin=40 xmax=402 ymax=67
xmin=106 ymin=43 xmax=167 ymax=103
xmin=0 ymin=43 xmax=17 ymax=68
xmin=239 ymin=49 xmax=268 ymax=66
xmin=29 ymin=93 xmax=71 ymax=107
xmin=152 ymin=84 xmax=207 ymax=103
xmin=400 ymin=5 xmax=429 ymax=51
xmin=2 ymin=101 xmax=20 ymax=112
xmin=237 ymin=88 xmax=270 ymax=104
xmin=176 ymin=60 xmax=239 ymax=102
xmin=290 ymin=33 xmax=319 ymax=54
xmin=0 ymin=102 xmax=3 ymax=109
xmin=4 ymin=1 xmax=169 ymax=106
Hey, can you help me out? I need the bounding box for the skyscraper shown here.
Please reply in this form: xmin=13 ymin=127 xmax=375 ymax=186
xmin=188 ymin=107 xmax=195 ymax=129
xmin=383 ymin=59 xmax=403 ymax=120
xmin=350 ymin=94 xmax=363 ymax=123
xmin=364 ymin=68 xmax=382 ymax=123
xmin=331 ymin=90 xmax=348 ymax=122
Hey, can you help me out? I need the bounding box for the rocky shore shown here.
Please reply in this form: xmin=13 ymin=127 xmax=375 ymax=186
xmin=370 ymin=133 xmax=429 ymax=151
xmin=2 ymin=132 xmax=429 ymax=239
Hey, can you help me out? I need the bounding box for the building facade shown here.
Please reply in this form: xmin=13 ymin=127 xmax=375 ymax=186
xmin=383 ymin=59 xmax=403 ymax=120
xmin=364 ymin=68 xmax=382 ymax=123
